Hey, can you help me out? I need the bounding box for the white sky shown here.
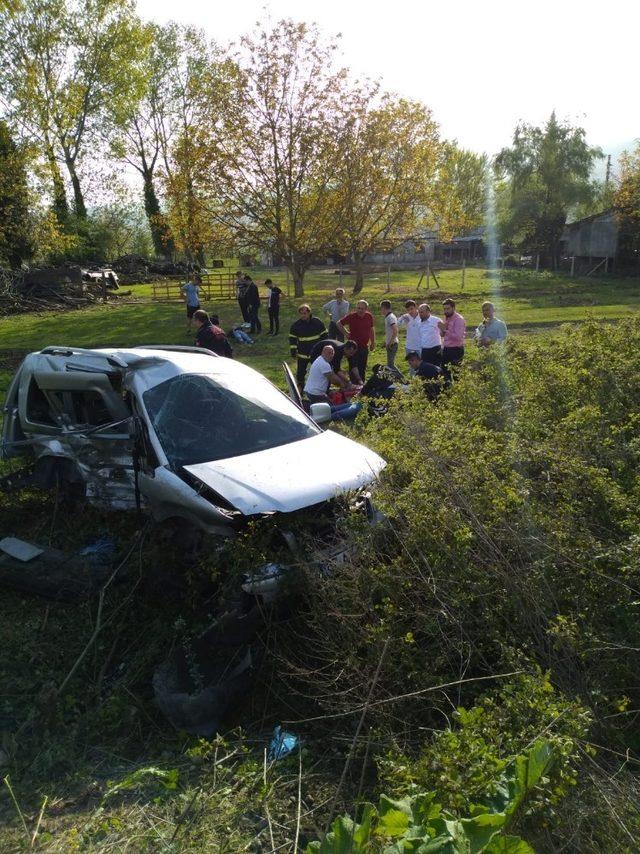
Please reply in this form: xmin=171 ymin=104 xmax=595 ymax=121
xmin=136 ymin=0 xmax=638 ymax=163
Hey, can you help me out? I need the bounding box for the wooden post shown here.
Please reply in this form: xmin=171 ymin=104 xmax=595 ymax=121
xmin=101 ymin=270 xmax=108 ymax=303
xmin=570 ymin=256 xmax=575 ymax=276
xmin=426 ymin=263 xmax=430 ymax=290
xmin=604 ymin=256 xmax=608 ymax=275
xmin=386 ymin=265 xmax=391 ymax=292
xmin=461 ymin=258 xmax=466 ymax=290
xmin=339 ymin=265 xmax=343 ymax=289
xmin=535 ymin=253 xmax=540 ymax=273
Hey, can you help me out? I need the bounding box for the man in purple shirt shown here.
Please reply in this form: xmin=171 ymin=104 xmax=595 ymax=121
xmin=438 ymin=299 xmax=466 ymax=367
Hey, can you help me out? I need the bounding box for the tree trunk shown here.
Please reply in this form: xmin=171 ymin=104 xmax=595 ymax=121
xmin=290 ymin=262 xmax=305 ymax=297
xmin=45 ymin=141 xmax=69 ymax=221
xmin=142 ymin=169 xmax=174 ymax=258
xmin=352 ymin=251 xmax=365 ymax=295
xmin=65 ymin=156 xmax=86 ymax=218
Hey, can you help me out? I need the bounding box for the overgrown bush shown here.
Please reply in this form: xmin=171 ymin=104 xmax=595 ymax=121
xmin=273 ymin=319 xmax=640 ymax=850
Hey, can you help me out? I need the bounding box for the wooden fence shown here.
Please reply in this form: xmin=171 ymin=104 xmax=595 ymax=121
xmin=151 ymin=271 xmax=237 ymax=301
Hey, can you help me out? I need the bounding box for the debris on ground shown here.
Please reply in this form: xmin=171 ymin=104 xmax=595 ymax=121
xmin=0 ymin=266 xmax=131 ymax=316
xmin=267 ymin=726 xmax=299 ymax=761
xmin=153 ymin=605 xmax=263 ymax=735
xmin=0 ymin=536 xmax=114 ymax=601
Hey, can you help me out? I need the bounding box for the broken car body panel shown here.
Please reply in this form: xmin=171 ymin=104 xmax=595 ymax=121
xmin=184 ymin=429 xmax=384 ymax=515
xmin=2 ymin=346 xmax=386 ymax=533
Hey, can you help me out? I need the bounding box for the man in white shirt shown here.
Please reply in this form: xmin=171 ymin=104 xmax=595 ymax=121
xmin=380 ymin=299 xmax=399 ymax=370
xmin=304 ymin=345 xmax=347 ymax=403
xmin=417 ymin=303 xmax=443 ymax=365
xmin=397 ymin=299 xmax=422 ymax=356
xmin=322 ymin=288 xmax=350 ymax=340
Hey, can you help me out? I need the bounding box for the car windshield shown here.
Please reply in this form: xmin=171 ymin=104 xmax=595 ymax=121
xmin=142 ymin=372 xmax=319 ymax=467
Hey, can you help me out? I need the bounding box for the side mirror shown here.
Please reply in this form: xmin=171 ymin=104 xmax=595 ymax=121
xmin=310 ymin=402 xmax=332 ymax=425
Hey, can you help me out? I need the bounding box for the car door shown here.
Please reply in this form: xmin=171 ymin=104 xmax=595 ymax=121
xmin=1 ymin=365 xmax=27 ymax=458
xmin=282 ymin=361 xmax=303 ymax=408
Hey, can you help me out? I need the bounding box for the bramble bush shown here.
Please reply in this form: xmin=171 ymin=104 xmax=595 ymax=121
xmin=274 ymin=319 xmax=640 ymax=850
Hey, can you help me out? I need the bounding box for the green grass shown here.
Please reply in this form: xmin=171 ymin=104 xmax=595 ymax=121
xmin=1 ymin=266 xmax=639 ymax=390
xmin=1 ymin=267 xmax=640 ymax=850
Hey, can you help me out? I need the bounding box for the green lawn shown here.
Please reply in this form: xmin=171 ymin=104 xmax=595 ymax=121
xmin=1 ymin=265 xmax=639 ymax=390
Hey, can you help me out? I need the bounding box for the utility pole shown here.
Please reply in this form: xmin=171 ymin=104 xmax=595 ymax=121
xmin=605 ymin=154 xmax=612 ymax=190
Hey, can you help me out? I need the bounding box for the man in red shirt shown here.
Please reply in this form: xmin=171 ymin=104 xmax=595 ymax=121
xmin=338 ymin=299 xmax=375 ymax=381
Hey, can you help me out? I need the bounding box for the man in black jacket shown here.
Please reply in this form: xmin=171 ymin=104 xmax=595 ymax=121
xmin=193 ymin=310 xmax=233 ymax=357
xmin=289 ymin=304 xmax=328 ymax=389
xmin=244 ymin=275 xmax=262 ymax=333
xmin=265 ymin=279 xmax=283 ymax=335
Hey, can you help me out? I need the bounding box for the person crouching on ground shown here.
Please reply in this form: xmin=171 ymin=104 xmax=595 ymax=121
xmin=304 ymin=345 xmax=348 ymax=404
xmin=193 ymin=309 xmax=233 ymax=357
xmin=406 ymin=351 xmax=445 ymax=401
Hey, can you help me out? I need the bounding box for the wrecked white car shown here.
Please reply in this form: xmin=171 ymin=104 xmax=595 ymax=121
xmin=1 ymin=346 xmax=386 ymax=536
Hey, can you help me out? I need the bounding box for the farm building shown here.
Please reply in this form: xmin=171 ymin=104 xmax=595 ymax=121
xmin=560 ymin=209 xmax=619 ymax=270
xmin=435 ymin=227 xmax=486 ymax=263
xmin=361 ymin=229 xmax=438 ymax=265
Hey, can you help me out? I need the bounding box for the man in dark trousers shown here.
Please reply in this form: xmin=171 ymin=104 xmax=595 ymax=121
xmin=244 ymin=275 xmax=262 ymax=333
xmin=265 ymin=279 xmax=283 ymax=335
xmin=289 ymin=304 xmax=328 ymax=390
xmin=193 ymin=309 xmax=233 ymax=357
xmin=235 ymin=270 xmax=249 ymax=322
xmin=338 ymin=299 xmax=375 ymax=381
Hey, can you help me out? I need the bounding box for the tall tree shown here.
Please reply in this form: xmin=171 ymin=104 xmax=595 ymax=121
xmin=495 ymin=113 xmax=602 ymax=267
xmin=0 ymin=0 xmax=149 ymax=218
xmin=110 ymin=22 xmax=177 ymax=257
xmin=615 ymin=142 xmax=640 ymax=262
xmin=432 ymin=143 xmax=487 ymax=241
xmin=156 ymin=26 xmax=232 ymax=263
xmin=197 ymin=19 xmax=348 ymax=296
xmin=332 ymin=92 xmax=442 ymax=294
xmin=0 ymin=120 xmax=34 ymax=267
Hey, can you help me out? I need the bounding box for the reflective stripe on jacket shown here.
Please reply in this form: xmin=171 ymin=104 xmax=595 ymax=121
xmin=288 ymin=316 xmax=328 ymax=358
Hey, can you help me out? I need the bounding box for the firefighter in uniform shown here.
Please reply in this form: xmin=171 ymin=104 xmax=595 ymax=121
xmin=289 ymin=304 xmax=328 ymax=390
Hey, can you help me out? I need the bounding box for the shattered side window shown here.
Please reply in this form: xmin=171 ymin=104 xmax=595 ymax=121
xmin=26 ymin=379 xmax=57 ymax=426
xmin=44 ymin=390 xmax=117 ymax=429
xmin=143 ymin=373 xmax=318 ymax=467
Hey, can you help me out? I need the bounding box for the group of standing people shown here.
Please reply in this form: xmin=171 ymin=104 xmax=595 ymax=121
xmin=180 ymin=272 xmax=508 ymax=402
xmin=294 ymin=290 xmax=508 ymax=403
xmin=235 ymin=270 xmax=283 ymax=336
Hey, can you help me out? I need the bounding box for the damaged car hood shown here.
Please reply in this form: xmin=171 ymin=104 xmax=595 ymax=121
xmin=183 ymin=429 xmax=385 ymax=515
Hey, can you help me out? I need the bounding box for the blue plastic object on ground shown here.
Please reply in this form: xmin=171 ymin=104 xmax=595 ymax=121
xmin=79 ymin=537 xmax=117 ymax=566
xmin=268 ymin=725 xmax=299 ymax=760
